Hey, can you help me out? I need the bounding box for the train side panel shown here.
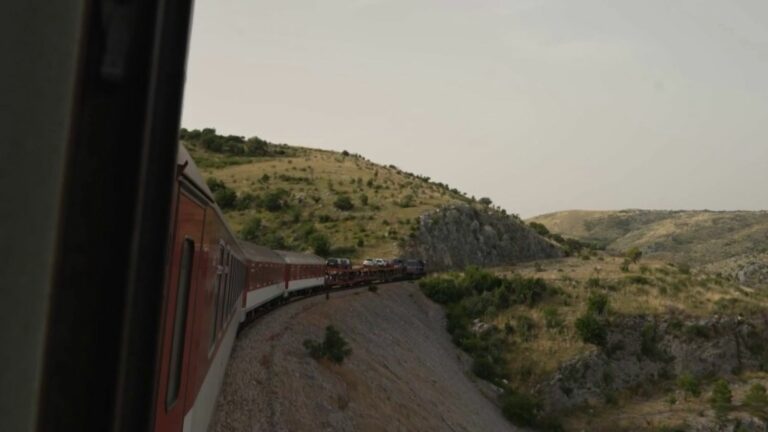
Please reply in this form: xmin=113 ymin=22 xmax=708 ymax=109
xmin=154 ymin=147 xmax=246 ymax=432
xmin=153 ymin=190 xmax=207 ymax=432
xmin=181 ymin=208 xmax=243 ymax=432
xmin=240 ymin=243 xmax=288 ymax=312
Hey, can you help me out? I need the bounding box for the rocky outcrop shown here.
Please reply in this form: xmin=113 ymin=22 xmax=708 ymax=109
xmin=541 ymin=315 xmax=768 ymax=414
xmin=402 ymin=204 xmax=562 ymax=271
xmin=735 ymin=260 xmax=768 ymax=288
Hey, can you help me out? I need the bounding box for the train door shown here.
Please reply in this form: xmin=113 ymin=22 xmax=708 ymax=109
xmin=154 ymin=191 xmax=206 ymax=432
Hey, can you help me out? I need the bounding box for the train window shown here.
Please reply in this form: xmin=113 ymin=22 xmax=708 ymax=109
xmin=166 ymin=239 xmax=194 ymax=409
xmin=210 ymin=241 xmax=225 ymax=349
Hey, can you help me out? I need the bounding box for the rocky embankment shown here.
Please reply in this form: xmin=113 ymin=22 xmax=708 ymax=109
xmin=403 ymin=204 xmax=561 ymax=271
xmin=541 ymin=314 xmax=768 ymax=430
xmin=211 ymin=282 xmax=517 ymax=432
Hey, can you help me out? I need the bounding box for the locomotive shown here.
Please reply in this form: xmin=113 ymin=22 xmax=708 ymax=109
xmin=152 ymin=146 xmax=419 ymax=432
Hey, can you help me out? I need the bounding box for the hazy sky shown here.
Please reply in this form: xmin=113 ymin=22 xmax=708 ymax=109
xmin=181 ymin=0 xmax=768 ymax=217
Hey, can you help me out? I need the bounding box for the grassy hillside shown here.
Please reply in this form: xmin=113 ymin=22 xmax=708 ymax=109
xmin=181 ymin=128 xmax=496 ymax=259
xmin=529 ymin=209 xmax=768 ymax=268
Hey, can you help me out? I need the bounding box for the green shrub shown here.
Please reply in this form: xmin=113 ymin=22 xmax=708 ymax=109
xmin=309 ymin=233 xmax=331 ymax=257
xmin=575 ymin=313 xmax=607 ymax=347
xmin=586 ymin=277 xmax=601 ymax=289
xmin=240 ymin=217 xmax=263 ymax=242
xmin=368 ymin=284 xmax=378 ymax=293
xmin=640 ymin=322 xmax=671 ymax=361
xmin=587 ymin=293 xmax=609 ymax=316
xmin=303 ymin=325 xmax=352 ymax=364
xmin=677 ymin=373 xmax=701 ymax=398
xmin=515 ymin=315 xmax=536 ymax=341
xmin=213 ymin=188 xmax=237 ymax=210
xmin=206 ymin=177 xmax=227 ymax=192
xmin=507 ymin=275 xmax=549 ymax=307
xmin=463 ymin=266 xmax=504 ymax=294
xmin=472 ymin=355 xmax=500 ymax=382
xmin=397 ymin=194 xmax=415 ymax=208
xmin=359 ymin=193 xmax=369 ymax=206
xmin=235 ymin=191 xmax=258 ymax=210
xmin=500 ymin=391 xmax=540 ymax=427
xmin=333 ymin=195 xmax=354 ymax=211
xmin=625 ymin=274 xmax=652 ymax=285
xmin=626 ymin=247 xmax=643 ymax=264
xmin=419 ymin=276 xmax=471 ymax=304
xmin=620 ymin=259 xmax=631 ymax=273
xmin=528 ymin=221 xmax=550 ymax=237
xmin=744 ymin=383 xmax=768 ymax=419
xmin=262 ymin=189 xmax=289 ymax=212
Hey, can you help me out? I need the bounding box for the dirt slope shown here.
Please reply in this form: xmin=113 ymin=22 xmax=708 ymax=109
xmin=211 ymin=282 xmax=517 ymax=432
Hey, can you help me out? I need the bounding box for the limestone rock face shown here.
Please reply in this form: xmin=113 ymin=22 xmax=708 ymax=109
xmin=735 ymin=260 xmax=768 ymax=287
xmin=541 ymin=315 xmax=768 ymax=414
xmin=402 ymin=204 xmax=562 ymax=271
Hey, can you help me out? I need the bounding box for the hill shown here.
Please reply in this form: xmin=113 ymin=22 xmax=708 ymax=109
xmin=529 ymin=209 xmax=768 ymax=285
xmin=181 ymin=128 xmax=556 ymax=265
xmin=419 ymin=255 xmax=768 ymax=431
xmin=182 ymin=128 xmax=475 ymax=259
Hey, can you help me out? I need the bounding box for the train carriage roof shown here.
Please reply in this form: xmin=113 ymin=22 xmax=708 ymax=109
xmin=239 ymin=241 xmax=286 ymax=264
xmin=275 ymin=250 xmax=325 ymax=265
xmin=177 ymin=145 xmax=246 ymax=259
xmin=177 ymin=145 xmax=214 ymax=200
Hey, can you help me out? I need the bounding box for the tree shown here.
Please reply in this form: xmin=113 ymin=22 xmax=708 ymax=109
xmin=528 ymin=222 xmax=550 ymax=237
xmin=334 ymin=195 xmax=354 ymax=211
xmin=626 ymin=247 xmax=643 ymax=264
xmin=309 ymin=233 xmax=331 ymax=257
xmin=709 ymin=379 xmax=732 ymax=419
xmin=245 ymin=136 xmax=269 ymax=156
xmin=478 ymin=197 xmax=493 ymax=206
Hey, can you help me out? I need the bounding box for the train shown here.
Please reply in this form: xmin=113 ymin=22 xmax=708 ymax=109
xmin=152 ymin=146 xmax=424 ymax=432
